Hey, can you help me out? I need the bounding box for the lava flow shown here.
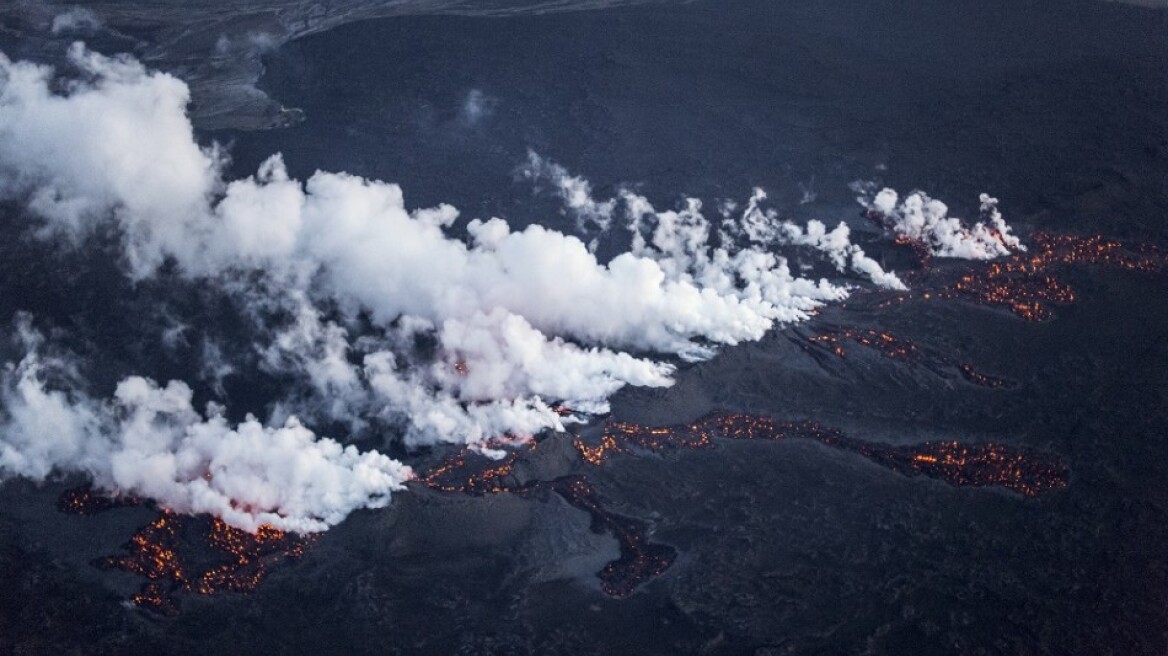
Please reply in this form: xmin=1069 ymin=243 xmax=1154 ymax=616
xmin=882 ymin=232 xmax=1168 ymax=321
xmin=957 ymin=363 xmax=1009 ymax=388
xmin=801 ymin=326 xmax=1011 ymax=388
xmin=416 ymin=446 xmax=676 ymax=598
xmin=551 ymin=476 xmax=676 ymax=598
xmin=102 ymin=513 xmax=314 ymax=614
xmin=416 ymin=445 xmax=522 ymax=495
xmin=578 ymin=413 xmax=1069 ymax=498
xmin=58 ymin=487 xmax=314 ymax=614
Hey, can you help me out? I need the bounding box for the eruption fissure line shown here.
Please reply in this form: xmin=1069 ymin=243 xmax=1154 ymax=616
xmin=801 ymin=326 xmax=1011 ymax=388
xmin=577 ymin=413 xmax=1069 ymax=498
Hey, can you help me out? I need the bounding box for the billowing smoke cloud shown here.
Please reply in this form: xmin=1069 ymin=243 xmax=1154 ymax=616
xmin=0 ymin=316 xmax=411 ymax=532
xmin=0 ymin=45 xmax=1024 ymax=531
xmin=862 ymin=188 xmax=1025 ymax=259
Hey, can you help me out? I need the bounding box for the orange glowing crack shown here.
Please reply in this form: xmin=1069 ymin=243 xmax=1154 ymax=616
xmin=802 ymin=326 xmax=1011 ymax=388
xmin=576 ymin=412 xmax=1070 ymax=498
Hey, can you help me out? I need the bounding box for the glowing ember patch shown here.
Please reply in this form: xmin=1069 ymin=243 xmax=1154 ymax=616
xmin=806 ymin=327 xmax=918 ymax=361
xmin=893 ymin=235 xmax=934 ymax=266
xmin=82 ymin=507 xmax=315 ymax=614
xmin=575 ymin=435 xmax=622 ymax=466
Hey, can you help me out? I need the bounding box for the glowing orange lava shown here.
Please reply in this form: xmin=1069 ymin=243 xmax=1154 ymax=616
xmin=551 ymin=476 xmax=675 ymax=598
xmin=882 ymin=232 xmax=1167 ymax=321
xmin=98 ymin=512 xmax=314 ymax=614
xmin=957 ymin=363 xmax=1009 ymax=388
xmin=577 ymin=413 xmax=1069 ymax=498
xmin=58 ymin=488 xmax=315 ymax=614
xmin=417 ymin=448 xmax=521 ymax=494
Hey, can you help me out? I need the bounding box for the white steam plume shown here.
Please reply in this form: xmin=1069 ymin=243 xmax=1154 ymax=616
xmin=862 ymin=187 xmax=1025 ymax=259
xmin=729 ymin=187 xmax=906 ymax=290
xmin=0 ymin=318 xmax=411 ymax=533
xmin=520 ymin=159 xmax=907 ymax=291
xmin=519 ymin=150 xmax=616 ymax=241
